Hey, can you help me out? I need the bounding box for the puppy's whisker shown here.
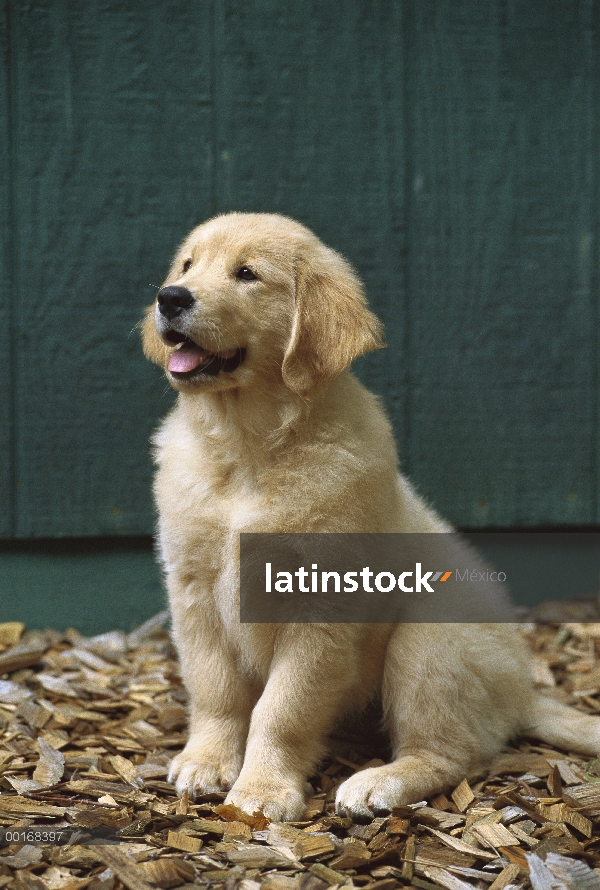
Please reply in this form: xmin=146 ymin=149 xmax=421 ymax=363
xmin=202 ymin=319 xmax=243 ymax=356
xmin=214 ymin=322 xmax=243 ymax=353
xmin=128 ymin=318 xmax=145 ymax=338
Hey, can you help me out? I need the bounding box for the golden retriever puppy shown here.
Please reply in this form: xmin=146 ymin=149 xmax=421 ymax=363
xmin=142 ymin=212 xmax=600 ymax=821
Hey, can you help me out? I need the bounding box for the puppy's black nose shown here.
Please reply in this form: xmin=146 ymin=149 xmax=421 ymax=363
xmin=157 ymin=286 xmax=195 ymax=320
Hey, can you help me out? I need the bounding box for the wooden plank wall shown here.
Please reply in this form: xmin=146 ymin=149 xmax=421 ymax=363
xmin=0 ymin=0 xmax=597 ymax=536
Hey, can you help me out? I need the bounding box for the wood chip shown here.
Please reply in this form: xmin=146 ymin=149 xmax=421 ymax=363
xmin=0 ymin=795 xmax=66 ymax=816
xmin=569 ymin=665 xmax=600 ymax=691
xmin=328 ymin=838 xmax=371 ymax=869
xmin=223 ymin=820 xmax=252 ymax=841
xmin=36 ymin=673 xmax=79 ymax=697
xmin=71 ymin=806 xmax=131 ymax=829
xmin=126 ymin=719 xmax=163 ymax=740
xmin=189 ymin=817 xmax=227 ymax=835
xmin=308 ymin=863 xmax=347 ymax=885
xmin=427 ymin=828 xmax=497 ymax=860
xmin=464 ymin=807 xmax=501 ymax=829
xmin=97 ymin=794 xmax=119 ymax=806
xmin=92 ymin=847 xmax=157 ymax=890
xmin=547 ymin=763 xmax=563 ymax=797
xmin=298 ymin=833 xmax=338 ymax=858
xmin=450 ymin=779 xmax=475 ymax=813
xmin=68 ymin=648 xmax=111 ymax=673
xmin=533 ymin=850 xmax=600 ymax=890
xmin=361 ymin=880 xmax=398 ymax=890
xmin=527 ymin=850 xmax=600 ymax=889
xmin=108 ymin=754 xmax=144 ymax=788
xmin=167 ymin=829 xmax=203 ymax=853
xmin=565 ymin=622 xmax=600 ymax=638
xmin=385 ymin=816 xmax=410 ymax=835
xmin=406 ymin=879 xmax=439 ymax=890
xmin=0 ymin=622 xmax=25 ymax=648
xmin=0 ymin=845 xmax=44 ymax=869
xmin=126 ymin=610 xmax=170 ymax=647
xmin=0 ymin=679 xmax=35 ymax=705
xmin=214 ymin=802 xmax=270 ymax=829
xmin=422 ymin=865 xmax=479 ymax=890
xmin=430 ymin=793 xmax=452 ymax=810
xmin=55 ymin=704 xmax=106 ymax=722
xmin=546 ymin=758 xmax=584 ymax=786
xmin=401 ymin=834 xmax=415 ymax=881
xmin=137 ymin=857 xmax=195 ymax=888
xmin=563 ymin=782 xmax=600 ymax=814
xmin=370 ymin=865 xmax=404 ymax=880
xmin=155 ymin=703 xmax=187 ymax=732
xmin=66 ymin=778 xmax=142 ymax=799
xmin=488 ymin=863 xmax=521 ymax=890
xmin=0 ymin=645 xmax=46 ymax=673
xmin=498 ymin=845 xmax=529 ymax=871
xmin=225 ymin=845 xmax=297 ymax=869
xmin=469 ymin=822 xmax=521 ymax=849
xmin=19 ymin=699 xmax=53 ymax=731
xmin=537 ymin=802 xmax=592 ymax=837
xmin=347 ymin=816 xmax=387 ymax=841
xmin=267 ymin=822 xmax=304 ymax=845
xmin=268 ymin=822 xmax=336 ymax=859
xmin=175 ymin=789 xmax=189 ymax=815
xmin=6 ymin=775 xmax=43 ymax=793
xmin=368 ymin=830 xmax=391 ymax=852
xmin=413 ymin=806 xmax=465 ymax=830
xmin=261 ymin=877 xmax=301 ymax=890
xmin=303 ymin=796 xmax=326 ymax=820
xmin=508 ymin=822 xmax=539 ymax=846
xmin=53 ymin=847 xmax=104 ymax=870
xmin=33 ymin=737 xmax=65 ymax=786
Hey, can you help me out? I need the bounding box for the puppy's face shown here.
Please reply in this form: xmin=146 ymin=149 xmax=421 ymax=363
xmin=142 ymin=213 xmax=384 ymax=397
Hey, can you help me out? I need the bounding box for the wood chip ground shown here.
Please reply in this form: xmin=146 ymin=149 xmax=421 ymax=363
xmin=2 ymin=601 xmax=600 ymax=890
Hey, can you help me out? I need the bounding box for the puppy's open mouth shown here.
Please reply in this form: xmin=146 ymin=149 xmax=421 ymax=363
xmin=164 ymin=331 xmax=245 ymax=378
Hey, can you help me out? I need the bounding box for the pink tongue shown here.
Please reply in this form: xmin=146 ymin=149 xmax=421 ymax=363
xmin=168 ymin=345 xmax=208 ymax=373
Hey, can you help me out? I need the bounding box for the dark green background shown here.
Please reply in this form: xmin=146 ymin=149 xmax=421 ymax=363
xmin=1 ymin=1 xmax=599 ymax=629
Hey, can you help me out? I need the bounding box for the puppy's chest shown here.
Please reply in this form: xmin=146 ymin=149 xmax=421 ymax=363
xmin=156 ymin=442 xmax=268 ymax=650
xmin=155 ymin=441 xmax=264 ymax=558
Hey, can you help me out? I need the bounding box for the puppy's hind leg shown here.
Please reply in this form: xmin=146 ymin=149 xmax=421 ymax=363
xmin=336 ymin=624 xmax=523 ymax=819
xmin=529 ymin=693 xmax=600 ymax=754
xmin=335 ymin=752 xmax=467 ymax=819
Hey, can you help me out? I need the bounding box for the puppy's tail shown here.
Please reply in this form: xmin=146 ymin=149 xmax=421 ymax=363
xmin=528 ymin=693 xmax=600 ymax=755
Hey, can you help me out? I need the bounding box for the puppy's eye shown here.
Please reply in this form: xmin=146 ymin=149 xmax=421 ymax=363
xmin=182 ymin=259 xmax=192 ymax=273
xmin=236 ymin=266 xmax=257 ymax=281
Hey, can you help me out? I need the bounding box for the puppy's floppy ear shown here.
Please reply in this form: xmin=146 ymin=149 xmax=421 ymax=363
xmin=282 ymin=247 xmax=385 ymax=398
xmin=141 ymin=303 xmax=169 ymax=368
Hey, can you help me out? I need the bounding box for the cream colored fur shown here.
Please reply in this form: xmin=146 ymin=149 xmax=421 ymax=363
xmin=143 ymin=212 xmax=600 ymax=821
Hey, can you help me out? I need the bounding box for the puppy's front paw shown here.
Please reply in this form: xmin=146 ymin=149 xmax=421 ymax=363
xmin=226 ymin=778 xmax=306 ymax=822
xmin=335 ymin=766 xmax=411 ymax=820
xmin=169 ymin=745 xmax=242 ymax=797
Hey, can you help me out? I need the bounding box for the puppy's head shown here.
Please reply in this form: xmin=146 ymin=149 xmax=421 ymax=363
xmin=142 ymin=213 xmax=384 ymax=397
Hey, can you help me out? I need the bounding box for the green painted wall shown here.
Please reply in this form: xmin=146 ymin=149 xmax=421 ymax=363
xmin=0 ymin=538 xmax=165 ymax=634
xmin=1 ymin=0 xmax=599 ymax=543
